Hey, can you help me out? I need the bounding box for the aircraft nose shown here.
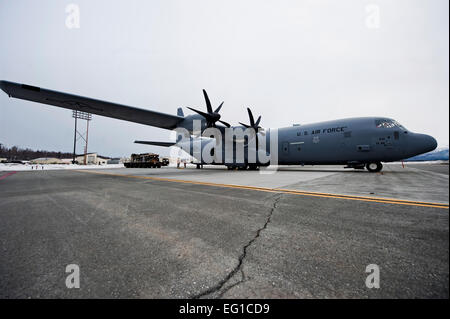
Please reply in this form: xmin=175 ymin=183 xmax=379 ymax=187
xmin=426 ymin=134 xmax=438 ymax=152
xmin=412 ymin=133 xmax=438 ymax=155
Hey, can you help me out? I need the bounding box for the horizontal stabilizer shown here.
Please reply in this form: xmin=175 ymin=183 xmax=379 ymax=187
xmin=134 ymin=140 xmax=176 ymax=147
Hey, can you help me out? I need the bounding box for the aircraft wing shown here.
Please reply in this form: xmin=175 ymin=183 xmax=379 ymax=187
xmin=0 ymin=80 xmax=184 ymax=130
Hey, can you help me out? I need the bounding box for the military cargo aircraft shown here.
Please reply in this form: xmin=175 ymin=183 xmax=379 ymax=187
xmin=0 ymin=80 xmax=437 ymax=172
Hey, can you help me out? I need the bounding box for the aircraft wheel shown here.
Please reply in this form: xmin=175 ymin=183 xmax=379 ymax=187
xmin=366 ymin=162 xmax=383 ymax=172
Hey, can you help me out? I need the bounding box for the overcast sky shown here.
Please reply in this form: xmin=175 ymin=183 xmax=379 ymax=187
xmin=0 ymin=0 xmax=448 ymax=157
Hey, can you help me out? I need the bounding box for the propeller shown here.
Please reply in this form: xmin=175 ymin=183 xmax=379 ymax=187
xmin=239 ymin=107 xmax=262 ymax=130
xmin=239 ymin=107 xmax=264 ymax=149
xmin=187 ymin=89 xmax=231 ymax=128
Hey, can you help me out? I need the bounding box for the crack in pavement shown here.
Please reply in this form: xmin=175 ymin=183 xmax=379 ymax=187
xmin=216 ymin=269 xmax=246 ymax=299
xmin=191 ymin=193 xmax=283 ymax=299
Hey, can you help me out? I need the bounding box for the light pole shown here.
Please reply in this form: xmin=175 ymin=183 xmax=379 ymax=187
xmin=72 ymin=110 xmax=92 ymax=164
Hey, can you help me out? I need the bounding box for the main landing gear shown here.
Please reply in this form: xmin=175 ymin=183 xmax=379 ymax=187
xmin=365 ymin=162 xmax=383 ymax=172
xmin=345 ymin=162 xmax=383 ymax=172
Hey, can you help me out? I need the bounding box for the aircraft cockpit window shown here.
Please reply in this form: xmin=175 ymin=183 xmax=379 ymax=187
xmin=375 ymin=119 xmax=406 ymax=130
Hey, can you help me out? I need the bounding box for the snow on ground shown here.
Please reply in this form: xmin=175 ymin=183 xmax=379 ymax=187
xmin=392 ymin=160 xmax=449 ymax=165
xmin=0 ymin=163 xmax=124 ymax=171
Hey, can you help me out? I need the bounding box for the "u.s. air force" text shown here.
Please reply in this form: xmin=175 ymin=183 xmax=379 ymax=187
xmin=297 ymin=126 xmax=347 ymax=136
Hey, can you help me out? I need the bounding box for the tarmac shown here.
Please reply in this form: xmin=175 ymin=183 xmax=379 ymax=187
xmin=0 ymin=163 xmax=448 ymax=298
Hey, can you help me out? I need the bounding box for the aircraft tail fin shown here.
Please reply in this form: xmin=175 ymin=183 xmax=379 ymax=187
xmin=134 ymin=140 xmax=176 ymax=147
xmin=177 ymin=107 xmax=184 ymax=117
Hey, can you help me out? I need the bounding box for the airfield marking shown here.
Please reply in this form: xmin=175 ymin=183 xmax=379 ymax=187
xmin=0 ymin=171 xmax=16 ymax=180
xmin=76 ymin=170 xmax=449 ymax=209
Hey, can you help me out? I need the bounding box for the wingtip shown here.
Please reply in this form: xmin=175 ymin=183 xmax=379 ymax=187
xmin=0 ymin=80 xmax=10 ymax=95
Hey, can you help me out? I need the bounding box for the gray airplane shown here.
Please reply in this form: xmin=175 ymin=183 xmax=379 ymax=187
xmin=0 ymin=80 xmax=437 ymax=172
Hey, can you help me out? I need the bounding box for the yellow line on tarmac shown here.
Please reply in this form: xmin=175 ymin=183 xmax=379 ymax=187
xmin=76 ymin=170 xmax=449 ymax=209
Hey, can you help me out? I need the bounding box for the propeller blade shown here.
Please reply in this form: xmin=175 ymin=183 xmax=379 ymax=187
xmin=239 ymin=122 xmax=250 ymax=128
xmin=187 ymin=106 xmax=210 ymax=119
xmin=215 ymin=101 xmax=224 ymax=113
xmin=247 ymin=107 xmax=255 ymax=126
xmin=218 ymin=120 xmax=231 ymax=128
xmin=255 ymin=116 xmax=261 ymax=127
xmin=203 ymin=89 xmax=213 ymax=113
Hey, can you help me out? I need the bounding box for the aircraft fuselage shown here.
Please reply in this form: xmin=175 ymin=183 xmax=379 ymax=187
xmin=183 ymin=117 xmax=437 ymax=169
xmin=274 ymin=117 xmax=436 ymax=165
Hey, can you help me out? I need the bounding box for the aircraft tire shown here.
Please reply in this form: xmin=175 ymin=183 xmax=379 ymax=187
xmin=366 ymin=162 xmax=383 ymax=172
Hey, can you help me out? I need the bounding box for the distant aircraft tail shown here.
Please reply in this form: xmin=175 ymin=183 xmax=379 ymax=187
xmin=177 ymin=107 xmax=184 ymax=117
